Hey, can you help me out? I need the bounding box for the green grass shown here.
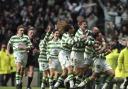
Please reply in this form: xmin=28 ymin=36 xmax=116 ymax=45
xmin=0 ymin=87 xmax=65 ymax=89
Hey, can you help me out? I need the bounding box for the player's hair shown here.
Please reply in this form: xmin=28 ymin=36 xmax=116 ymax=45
xmin=28 ymin=26 xmax=35 ymax=30
xmin=78 ymin=19 xmax=87 ymax=26
xmin=63 ymin=24 xmax=73 ymax=33
xmin=17 ymin=25 xmax=24 ymax=31
xmin=56 ymin=19 xmax=69 ymax=34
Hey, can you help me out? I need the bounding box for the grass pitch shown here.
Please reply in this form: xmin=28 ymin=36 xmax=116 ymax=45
xmin=0 ymin=87 xmax=65 ymax=89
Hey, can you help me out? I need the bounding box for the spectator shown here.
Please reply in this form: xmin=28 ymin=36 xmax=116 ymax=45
xmin=9 ymin=48 xmax=16 ymax=86
xmin=0 ymin=43 xmax=11 ymax=86
xmin=121 ymin=9 xmax=128 ymax=24
xmin=3 ymin=47 xmax=16 ymax=87
xmin=117 ymin=38 xmax=128 ymax=89
xmin=0 ymin=0 xmax=127 ymax=42
xmin=86 ymin=13 xmax=98 ymax=30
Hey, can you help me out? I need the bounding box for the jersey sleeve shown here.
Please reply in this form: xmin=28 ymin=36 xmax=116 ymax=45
xmin=27 ymin=36 xmax=32 ymax=49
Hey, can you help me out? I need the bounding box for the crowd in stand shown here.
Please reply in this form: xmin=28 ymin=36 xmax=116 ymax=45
xmin=0 ymin=0 xmax=128 ymax=44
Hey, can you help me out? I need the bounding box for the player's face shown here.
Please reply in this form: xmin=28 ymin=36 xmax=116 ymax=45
xmin=92 ymin=27 xmax=99 ymax=34
xmin=54 ymin=31 xmax=60 ymax=38
xmin=80 ymin=22 xmax=87 ymax=31
xmin=17 ymin=28 xmax=25 ymax=35
xmin=28 ymin=30 xmax=35 ymax=39
xmin=120 ymin=38 xmax=127 ymax=47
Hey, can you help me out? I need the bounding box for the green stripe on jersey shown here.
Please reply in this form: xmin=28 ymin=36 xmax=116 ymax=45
xmin=47 ymin=39 xmax=61 ymax=59
xmin=8 ymin=34 xmax=32 ymax=52
xmin=38 ymin=32 xmax=51 ymax=61
xmin=61 ymin=33 xmax=74 ymax=52
xmin=72 ymin=29 xmax=94 ymax=52
xmin=72 ymin=28 xmax=85 ymax=52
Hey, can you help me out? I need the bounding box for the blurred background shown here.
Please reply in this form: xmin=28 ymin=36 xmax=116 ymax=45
xmin=0 ymin=0 xmax=128 ymax=87
xmin=0 ymin=0 xmax=128 ymax=44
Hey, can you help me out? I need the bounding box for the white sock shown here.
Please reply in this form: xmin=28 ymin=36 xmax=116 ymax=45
xmin=69 ymin=80 xmax=74 ymax=88
xmin=54 ymin=82 xmax=60 ymax=88
xmin=16 ymin=80 xmax=21 ymax=85
xmin=41 ymin=83 xmax=45 ymax=88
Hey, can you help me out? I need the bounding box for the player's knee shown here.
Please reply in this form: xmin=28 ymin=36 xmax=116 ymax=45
xmin=61 ymin=69 xmax=68 ymax=77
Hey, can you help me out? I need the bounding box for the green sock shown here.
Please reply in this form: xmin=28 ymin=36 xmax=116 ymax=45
xmin=84 ymin=77 xmax=91 ymax=83
xmin=15 ymin=73 xmax=22 ymax=85
xmin=68 ymin=73 xmax=74 ymax=80
xmin=75 ymin=75 xmax=82 ymax=85
xmin=42 ymin=77 xmax=46 ymax=83
xmin=49 ymin=77 xmax=53 ymax=86
xmin=68 ymin=74 xmax=74 ymax=88
xmin=54 ymin=76 xmax=64 ymax=87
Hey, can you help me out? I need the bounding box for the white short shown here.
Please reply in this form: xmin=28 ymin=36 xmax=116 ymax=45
xmin=58 ymin=50 xmax=72 ymax=69
xmin=13 ymin=52 xmax=28 ymax=67
xmin=70 ymin=51 xmax=85 ymax=68
xmin=94 ymin=58 xmax=112 ymax=73
xmin=84 ymin=53 xmax=94 ymax=66
xmin=49 ymin=59 xmax=62 ymax=72
xmin=39 ymin=61 xmax=49 ymax=72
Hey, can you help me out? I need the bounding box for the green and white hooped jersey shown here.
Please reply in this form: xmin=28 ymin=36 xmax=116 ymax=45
xmin=38 ymin=32 xmax=51 ymax=62
xmin=98 ymin=52 xmax=108 ymax=59
xmin=38 ymin=40 xmax=48 ymax=62
xmin=8 ymin=34 xmax=32 ymax=53
xmin=47 ymin=39 xmax=61 ymax=59
xmin=85 ymin=36 xmax=96 ymax=57
xmin=72 ymin=28 xmax=95 ymax=52
xmin=61 ymin=33 xmax=75 ymax=52
xmin=72 ymin=28 xmax=85 ymax=52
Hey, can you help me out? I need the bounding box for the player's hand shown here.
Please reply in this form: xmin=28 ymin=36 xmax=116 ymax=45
xmin=18 ymin=43 xmax=27 ymax=50
xmin=80 ymin=35 xmax=87 ymax=41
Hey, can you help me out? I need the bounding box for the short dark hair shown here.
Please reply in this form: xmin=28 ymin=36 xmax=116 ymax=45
xmin=17 ymin=25 xmax=24 ymax=31
xmin=78 ymin=19 xmax=87 ymax=26
xmin=28 ymin=26 xmax=35 ymax=30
